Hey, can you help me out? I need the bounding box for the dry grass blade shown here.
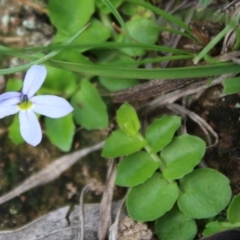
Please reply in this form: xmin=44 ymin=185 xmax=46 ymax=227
xmin=161 ymin=0 xmax=195 ymax=68
xmin=137 ymin=75 xmax=236 ymax=147
xmin=221 ymin=1 xmax=240 ymax=53
xmin=139 ymin=74 xmax=235 ymax=111
xmin=217 ymin=50 xmax=240 ymax=62
xmin=79 ymin=183 xmax=94 ymax=240
xmin=109 ymin=195 xmax=127 ymax=240
xmin=98 ymin=159 xmax=117 ymax=240
xmin=0 ymin=141 xmax=104 ymax=205
xmin=166 ymin=103 xmax=218 ymax=146
xmin=113 ymin=77 xmax=207 ymax=103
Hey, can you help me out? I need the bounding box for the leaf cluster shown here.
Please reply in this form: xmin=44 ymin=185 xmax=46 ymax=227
xmin=2 ymin=0 xmax=240 ymax=151
xmin=102 ymin=103 xmax=233 ymax=240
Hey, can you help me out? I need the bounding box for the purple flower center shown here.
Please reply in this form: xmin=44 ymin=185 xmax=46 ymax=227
xmin=20 ymin=94 xmax=28 ymax=103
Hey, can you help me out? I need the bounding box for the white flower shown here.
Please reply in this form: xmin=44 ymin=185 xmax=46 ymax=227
xmin=0 ymin=65 xmax=73 ymax=146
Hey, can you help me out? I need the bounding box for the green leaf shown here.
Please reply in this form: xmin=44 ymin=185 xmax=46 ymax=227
xmin=55 ymin=50 xmax=93 ymax=65
xmin=116 ymin=103 xmax=140 ymax=136
xmin=6 ymin=79 xmax=22 ymax=92
xmin=161 ymin=134 xmax=206 ymax=180
xmin=98 ymin=54 xmax=139 ymax=92
xmin=102 ymin=130 xmax=146 ymax=158
xmin=115 ymin=151 xmax=159 ymax=187
xmin=128 ymin=18 xmax=159 ymax=44
xmin=48 ymin=0 xmax=94 ymax=33
xmin=45 ymin=114 xmax=75 ymax=152
xmin=227 ymin=193 xmax=240 ymax=223
xmin=39 ymin=50 xmax=93 ymax=97
xmin=203 ymin=222 xmax=226 ymax=237
xmin=99 ymin=77 xmax=138 ymax=92
xmin=54 ymin=19 xmax=111 ymax=50
xmin=96 ymin=0 xmax=123 ymax=13
xmin=197 ymin=0 xmax=213 ymax=10
xmin=155 ymin=205 xmax=197 ymax=240
xmin=223 ymin=77 xmax=240 ymax=95
xmin=9 ymin=115 xmax=24 ymax=144
xmin=126 ymin=172 xmax=179 ymax=222
xmin=41 ymin=66 xmax=77 ymax=97
xmin=71 ymin=80 xmax=108 ymax=130
xmin=178 ymin=168 xmax=232 ymax=219
xmin=119 ymin=18 xmax=159 ymax=56
xmin=121 ymin=2 xmax=137 ymax=16
xmin=127 ymin=0 xmax=189 ymax=32
xmin=145 ymin=115 xmax=181 ymax=153
xmin=101 ymin=0 xmax=132 ymax=46
xmin=203 ymin=222 xmax=240 ymax=237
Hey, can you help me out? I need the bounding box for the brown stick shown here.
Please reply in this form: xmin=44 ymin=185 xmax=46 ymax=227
xmin=112 ymin=77 xmax=207 ymax=103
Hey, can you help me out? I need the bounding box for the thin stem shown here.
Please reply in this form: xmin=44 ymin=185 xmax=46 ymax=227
xmin=136 ymin=132 xmax=166 ymax=172
xmin=221 ymin=222 xmax=240 ymax=229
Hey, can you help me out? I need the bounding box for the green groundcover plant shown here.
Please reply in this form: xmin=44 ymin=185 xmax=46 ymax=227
xmin=102 ymin=103 xmax=240 ymax=240
xmin=1 ymin=0 xmax=240 ymax=239
xmin=1 ymin=0 xmax=240 ymax=153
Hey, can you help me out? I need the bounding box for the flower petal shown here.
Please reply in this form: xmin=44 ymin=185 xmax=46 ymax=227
xmin=0 ymin=97 xmax=20 ymax=118
xmin=19 ymin=110 xmax=42 ymax=146
xmin=22 ymin=65 xmax=47 ymax=98
xmin=0 ymin=92 xmax=21 ymax=102
xmin=31 ymin=95 xmax=73 ymax=118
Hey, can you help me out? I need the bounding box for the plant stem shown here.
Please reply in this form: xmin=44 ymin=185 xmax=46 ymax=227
xmin=136 ymin=132 xmax=166 ymax=172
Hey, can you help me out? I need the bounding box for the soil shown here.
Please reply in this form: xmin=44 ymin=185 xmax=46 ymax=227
xmin=192 ymin=86 xmax=240 ymax=194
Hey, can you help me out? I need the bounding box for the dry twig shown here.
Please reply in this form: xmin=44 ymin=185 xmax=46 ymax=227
xmin=0 ymin=141 xmax=104 ymax=205
xmin=79 ymin=183 xmax=94 ymax=240
xmin=98 ymin=159 xmax=117 ymax=240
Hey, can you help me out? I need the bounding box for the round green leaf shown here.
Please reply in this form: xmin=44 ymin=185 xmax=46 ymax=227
xmin=9 ymin=115 xmax=24 ymax=144
xmin=96 ymin=0 xmax=123 ymax=13
xmin=155 ymin=205 xmax=197 ymax=240
xmin=115 ymin=151 xmax=159 ymax=187
xmin=121 ymin=2 xmax=138 ymax=16
xmin=227 ymin=193 xmax=240 ymax=223
xmin=71 ymin=80 xmax=108 ymax=130
xmin=161 ymin=134 xmax=206 ymax=180
xmin=54 ymin=19 xmax=111 ymax=49
xmin=126 ymin=172 xmax=179 ymax=222
xmin=116 ymin=103 xmax=140 ymax=136
xmin=42 ymin=66 xmax=77 ymax=97
xmin=55 ymin=50 xmax=93 ymax=65
xmin=119 ymin=18 xmax=159 ymax=56
xmin=102 ymin=130 xmax=146 ymax=158
xmin=99 ymin=77 xmax=138 ymax=92
xmin=6 ymin=79 xmax=22 ymax=92
xmin=45 ymin=114 xmax=75 ymax=152
xmin=48 ymin=0 xmax=94 ymax=33
xmin=203 ymin=221 xmax=225 ymax=237
xmin=145 ymin=115 xmax=181 ymax=153
xmin=178 ymin=168 xmax=232 ymax=219
xmin=99 ymin=54 xmax=139 ymax=92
